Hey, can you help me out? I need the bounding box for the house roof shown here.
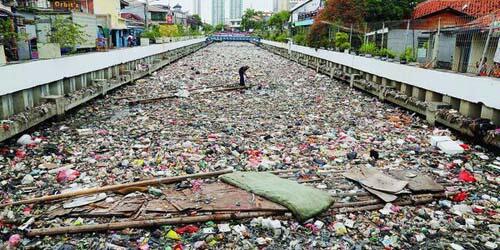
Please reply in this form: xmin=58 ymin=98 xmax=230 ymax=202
xmin=290 ymin=0 xmax=312 ymax=13
xmin=414 ymin=6 xmax=473 ymax=20
xmin=413 ymin=0 xmax=500 ymax=19
xmin=121 ymin=12 xmax=144 ymax=21
xmin=463 ymin=9 xmax=500 ymax=29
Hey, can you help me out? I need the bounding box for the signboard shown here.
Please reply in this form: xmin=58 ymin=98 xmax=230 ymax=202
xmin=52 ymin=0 xmax=81 ymax=10
xmin=166 ymin=15 xmax=174 ymax=25
xmin=298 ymin=0 xmax=323 ymax=21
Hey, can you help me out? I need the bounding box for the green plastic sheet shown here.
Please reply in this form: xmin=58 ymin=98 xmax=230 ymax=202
xmin=220 ymin=172 xmax=335 ymax=221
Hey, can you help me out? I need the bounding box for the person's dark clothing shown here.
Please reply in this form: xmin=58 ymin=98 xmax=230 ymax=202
xmin=239 ymin=66 xmax=249 ymax=86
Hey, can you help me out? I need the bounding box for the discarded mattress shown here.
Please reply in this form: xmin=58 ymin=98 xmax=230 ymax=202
xmin=220 ymin=172 xmax=335 ymax=221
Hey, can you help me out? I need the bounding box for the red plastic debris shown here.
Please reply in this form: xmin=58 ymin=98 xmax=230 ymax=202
xmin=458 ymin=170 xmax=476 ymax=183
xmin=175 ymin=225 xmax=199 ymax=234
xmin=452 ymin=191 xmax=468 ymax=202
xmin=23 ymin=206 xmax=32 ymax=216
xmin=472 ymin=206 xmax=484 ymax=214
xmin=459 ymin=144 xmax=471 ymax=151
xmin=8 ymin=234 xmax=21 ymax=248
xmin=15 ymin=149 xmax=26 ymax=159
xmin=56 ymin=169 xmax=80 ymax=183
xmin=173 ymin=243 xmax=184 ymax=250
xmin=2 ymin=124 xmax=10 ymax=131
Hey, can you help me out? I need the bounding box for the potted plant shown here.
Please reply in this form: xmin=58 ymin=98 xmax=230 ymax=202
xmin=399 ymin=48 xmax=416 ymax=65
xmin=359 ymin=42 xmax=378 ymax=57
xmin=379 ymin=48 xmax=396 ymax=62
xmin=0 ymin=19 xmax=19 ymax=62
xmin=335 ymin=32 xmax=351 ymax=53
xmin=48 ymin=17 xmax=86 ymax=55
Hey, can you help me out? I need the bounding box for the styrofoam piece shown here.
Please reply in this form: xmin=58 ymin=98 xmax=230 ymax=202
xmin=437 ymin=140 xmax=464 ymax=155
xmin=429 ymin=136 xmax=452 ymax=147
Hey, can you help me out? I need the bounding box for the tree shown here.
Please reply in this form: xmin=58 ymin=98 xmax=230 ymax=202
xmin=214 ymin=23 xmax=225 ymax=32
xmin=203 ymin=23 xmax=214 ymax=34
xmin=49 ymin=16 xmax=86 ymax=49
xmin=365 ymin=0 xmax=426 ymax=22
xmin=308 ymin=0 xmax=365 ymax=48
xmin=159 ymin=25 xmax=180 ymax=37
xmin=268 ymin=11 xmax=290 ymax=32
xmin=319 ymin=0 xmax=365 ymax=26
xmin=189 ymin=14 xmax=203 ymax=30
xmin=241 ymin=9 xmax=265 ymax=31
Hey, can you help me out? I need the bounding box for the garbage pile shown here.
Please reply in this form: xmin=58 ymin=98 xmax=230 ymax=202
xmin=0 ymin=43 xmax=499 ymax=249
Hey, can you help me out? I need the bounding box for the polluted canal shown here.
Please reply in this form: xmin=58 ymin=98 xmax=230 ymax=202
xmin=0 ymin=42 xmax=499 ymax=249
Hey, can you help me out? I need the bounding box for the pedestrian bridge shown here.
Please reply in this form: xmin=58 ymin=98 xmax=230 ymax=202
xmin=207 ymin=34 xmax=260 ymax=43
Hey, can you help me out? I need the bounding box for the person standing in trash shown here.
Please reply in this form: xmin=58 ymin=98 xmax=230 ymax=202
xmin=239 ymin=66 xmax=250 ymax=86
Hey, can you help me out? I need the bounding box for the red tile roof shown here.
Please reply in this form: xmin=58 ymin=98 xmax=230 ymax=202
xmin=413 ymin=0 xmax=500 ymax=19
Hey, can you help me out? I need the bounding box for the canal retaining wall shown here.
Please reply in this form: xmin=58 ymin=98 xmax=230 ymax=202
xmin=0 ymin=38 xmax=207 ymax=142
xmin=260 ymin=40 xmax=500 ymax=148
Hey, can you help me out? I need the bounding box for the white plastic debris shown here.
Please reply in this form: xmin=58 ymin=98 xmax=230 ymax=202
xmin=450 ymin=243 xmax=464 ymax=250
xmin=217 ymin=224 xmax=231 ymax=233
xmin=17 ymin=134 xmax=34 ymax=145
xmin=437 ymin=140 xmax=464 ymax=155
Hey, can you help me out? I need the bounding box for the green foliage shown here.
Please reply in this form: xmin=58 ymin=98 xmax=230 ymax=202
xmin=379 ymin=48 xmax=396 ymax=58
xmin=334 ymin=32 xmax=350 ymax=50
xmin=141 ymin=25 xmax=161 ymax=39
xmin=0 ymin=19 xmax=18 ymax=42
xmin=203 ymin=24 xmax=214 ymax=34
xmin=49 ymin=16 xmax=86 ymax=49
xmin=241 ymin=9 xmax=265 ymax=31
xmin=359 ymin=42 xmax=379 ymax=55
xmin=274 ymin=33 xmax=288 ymax=43
xmin=269 ymin=11 xmax=290 ymax=32
xmin=293 ymin=33 xmax=307 ymax=46
xmin=159 ymin=25 xmax=179 ymax=37
xmin=190 ymin=14 xmax=203 ymax=29
xmin=400 ymin=47 xmax=416 ymax=62
xmin=365 ymin=0 xmax=426 ymax=22
xmin=214 ymin=24 xmax=225 ymax=32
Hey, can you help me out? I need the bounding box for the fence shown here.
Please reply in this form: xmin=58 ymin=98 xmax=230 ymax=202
xmin=294 ymin=12 xmax=500 ymax=77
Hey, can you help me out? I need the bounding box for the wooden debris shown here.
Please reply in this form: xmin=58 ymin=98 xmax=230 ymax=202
xmin=27 ymin=211 xmax=283 ymax=237
xmin=0 ymin=169 xmax=232 ymax=208
xmin=128 ymin=86 xmax=249 ymax=105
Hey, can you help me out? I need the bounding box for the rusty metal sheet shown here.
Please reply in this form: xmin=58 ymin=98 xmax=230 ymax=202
xmin=390 ymin=170 xmax=444 ymax=192
xmin=344 ymin=167 xmax=408 ymax=193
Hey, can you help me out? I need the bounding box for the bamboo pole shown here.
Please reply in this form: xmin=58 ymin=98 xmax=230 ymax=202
xmin=128 ymin=86 xmax=249 ymax=105
xmin=0 ymin=169 xmax=233 ymax=208
xmin=28 ymin=211 xmax=281 ymax=237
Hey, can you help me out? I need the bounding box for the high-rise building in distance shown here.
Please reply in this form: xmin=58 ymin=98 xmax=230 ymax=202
xmin=193 ymin=0 xmax=201 ymax=16
xmin=212 ymin=0 xmax=225 ymax=25
xmin=229 ymin=0 xmax=243 ymax=19
xmin=273 ymin=0 xmax=290 ymax=12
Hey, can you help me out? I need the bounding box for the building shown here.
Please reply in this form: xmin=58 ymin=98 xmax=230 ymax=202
xmin=212 ymin=0 xmax=224 ymax=25
xmin=273 ymin=0 xmax=289 ymax=12
xmin=172 ymin=3 xmax=188 ymax=26
xmin=229 ymin=0 xmax=242 ymax=19
xmin=193 ymin=0 xmax=201 ymax=16
xmin=226 ymin=18 xmax=241 ymax=31
xmin=289 ymin=0 xmax=301 ymax=9
xmin=93 ymin=0 xmax=128 ymax=48
xmin=121 ymin=12 xmax=144 ymax=43
xmin=290 ymin=0 xmax=324 ymax=28
xmin=122 ymin=1 xmax=170 ymax=26
xmin=12 ymin=0 xmax=98 ymax=59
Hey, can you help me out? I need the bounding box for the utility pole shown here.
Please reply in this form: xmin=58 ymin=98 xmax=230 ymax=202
xmin=144 ymin=0 xmax=149 ymax=29
xmin=478 ymin=16 xmax=496 ymax=75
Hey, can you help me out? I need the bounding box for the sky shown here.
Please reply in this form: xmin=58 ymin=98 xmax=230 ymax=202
xmin=149 ymin=0 xmax=273 ymax=23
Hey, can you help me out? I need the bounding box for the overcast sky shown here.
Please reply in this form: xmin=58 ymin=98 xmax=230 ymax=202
xmin=149 ymin=0 xmax=273 ymax=23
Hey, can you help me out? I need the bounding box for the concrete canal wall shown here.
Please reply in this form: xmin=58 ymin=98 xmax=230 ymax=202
xmin=260 ymin=40 xmax=500 ymax=147
xmin=0 ymin=38 xmax=207 ymax=142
